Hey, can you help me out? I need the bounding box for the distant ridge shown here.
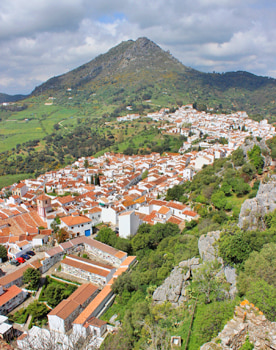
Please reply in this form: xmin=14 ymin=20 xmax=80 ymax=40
xmin=0 ymin=93 xmax=28 ymax=103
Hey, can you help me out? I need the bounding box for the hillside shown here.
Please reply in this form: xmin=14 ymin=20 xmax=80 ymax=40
xmin=30 ymin=37 xmax=276 ymax=118
xmin=1 ymin=37 xmax=276 ymax=187
xmin=97 ymin=144 xmax=276 ymax=350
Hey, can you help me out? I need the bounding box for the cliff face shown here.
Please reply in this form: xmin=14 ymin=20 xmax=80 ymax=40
xmin=200 ymin=300 xmax=276 ymax=350
xmin=238 ymin=178 xmax=276 ymax=230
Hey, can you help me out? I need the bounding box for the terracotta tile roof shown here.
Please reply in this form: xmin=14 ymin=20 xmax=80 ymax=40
xmin=149 ymin=199 xmax=168 ymax=206
xmin=56 ymin=195 xmax=75 ymax=205
xmin=143 ymin=210 xmax=157 ymax=225
xmin=168 ymin=201 xmax=187 ymax=210
xmin=119 ymin=256 xmax=136 ymax=268
xmin=71 ymin=237 xmax=126 ymax=260
xmin=48 ymin=299 xmax=80 ymax=320
xmin=67 ymin=255 xmax=113 ymax=270
xmin=68 ymin=283 xmax=98 ymax=305
xmin=0 ymin=285 xmax=23 ymax=306
xmin=73 ymin=284 xmax=113 ymax=325
xmin=167 ymin=216 xmax=183 ymax=225
xmin=158 ymin=206 xmax=170 ymax=215
xmin=115 ymin=251 xmax=127 ymax=259
xmin=85 ymin=316 xmax=107 ymax=328
xmin=183 ymin=210 xmax=198 ymax=217
xmin=16 ymin=240 xmax=30 ymax=248
xmin=29 ymin=260 xmax=42 ymax=269
xmin=59 ymin=241 xmax=74 ymax=250
xmin=0 ymin=265 xmax=30 ymax=287
xmin=119 ymin=210 xmax=133 ymax=217
xmin=60 ymin=215 xmax=91 ymax=226
xmin=88 ymin=207 xmax=102 ymax=214
xmin=45 ymin=246 xmax=63 ymax=257
xmin=113 ymin=267 xmax=128 ymax=277
xmin=36 ymin=194 xmax=51 ymax=201
xmin=39 ymin=229 xmax=52 ymax=236
xmin=61 ymin=258 xmax=112 ymax=277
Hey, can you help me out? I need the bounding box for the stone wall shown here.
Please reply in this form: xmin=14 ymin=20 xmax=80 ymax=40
xmin=201 ymin=300 xmax=276 ymax=350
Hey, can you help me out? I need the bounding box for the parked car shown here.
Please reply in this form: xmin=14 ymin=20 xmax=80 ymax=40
xmin=21 ymin=254 xmax=31 ymax=260
xmin=16 ymin=257 xmax=25 ymax=264
xmin=26 ymin=251 xmax=35 ymax=256
xmin=10 ymin=259 xmax=20 ymax=266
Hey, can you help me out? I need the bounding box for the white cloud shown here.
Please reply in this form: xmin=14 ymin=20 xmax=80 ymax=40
xmin=0 ymin=0 xmax=276 ymax=94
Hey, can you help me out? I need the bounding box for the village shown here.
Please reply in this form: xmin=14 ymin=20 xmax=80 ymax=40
xmin=0 ymin=105 xmax=275 ymax=349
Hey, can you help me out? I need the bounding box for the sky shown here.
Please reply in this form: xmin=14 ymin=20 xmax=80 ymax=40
xmin=1 ymin=0 xmax=276 ymax=95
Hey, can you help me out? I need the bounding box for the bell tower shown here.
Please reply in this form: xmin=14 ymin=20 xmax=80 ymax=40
xmin=36 ymin=194 xmax=52 ymax=219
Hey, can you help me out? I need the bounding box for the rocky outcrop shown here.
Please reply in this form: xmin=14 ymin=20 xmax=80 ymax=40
xmin=239 ymin=180 xmax=276 ymax=230
xmin=240 ymin=137 xmax=271 ymax=167
xmin=198 ymin=231 xmax=222 ymax=263
xmin=152 ymin=257 xmax=200 ymax=306
xmin=200 ymin=300 xmax=276 ymax=350
xmin=153 ymin=231 xmax=238 ymax=305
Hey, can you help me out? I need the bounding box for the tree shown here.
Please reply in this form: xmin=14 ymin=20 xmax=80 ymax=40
xmin=211 ymin=190 xmax=227 ymax=210
xmin=247 ymin=145 xmax=264 ymax=175
xmin=192 ymin=260 xmax=226 ymax=304
xmin=219 ymin=228 xmax=252 ymax=266
xmin=141 ymin=169 xmax=148 ymax=180
xmin=27 ymin=301 xmax=48 ymax=319
xmin=57 ymin=228 xmax=69 ymax=243
xmin=96 ymin=227 xmax=117 ymax=246
xmin=237 ymin=243 xmax=276 ymax=321
xmin=44 ymin=284 xmax=66 ymax=308
xmin=231 ymin=148 xmax=245 ymax=166
xmin=0 ymin=245 xmax=7 ymax=260
xmin=84 ymin=159 xmax=89 ymax=169
xmin=23 ymin=268 xmax=41 ymax=290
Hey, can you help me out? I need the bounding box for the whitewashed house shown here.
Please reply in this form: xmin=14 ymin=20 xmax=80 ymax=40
xmin=118 ymin=210 xmax=141 ymax=238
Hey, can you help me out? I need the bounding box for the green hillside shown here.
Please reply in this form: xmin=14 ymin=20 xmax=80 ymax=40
xmin=1 ymin=37 xmax=276 ymax=187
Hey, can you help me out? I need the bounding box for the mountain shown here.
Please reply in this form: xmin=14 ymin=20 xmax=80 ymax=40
xmin=31 ymin=37 xmax=276 ymax=118
xmin=0 ymin=93 xmax=28 ymax=103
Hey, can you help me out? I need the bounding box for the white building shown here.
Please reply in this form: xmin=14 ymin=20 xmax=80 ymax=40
xmin=48 ymin=283 xmax=98 ymax=334
xmin=60 ymin=214 xmax=93 ymax=237
xmin=118 ymin=210 xmax=141 ymax=238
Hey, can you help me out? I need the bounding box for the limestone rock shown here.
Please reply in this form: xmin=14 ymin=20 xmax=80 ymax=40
xmin=198 ymin=231 xmax=221 ymax=262
xmin=239 ymin=180 xmax=276 ymax=230
xmin=200 ymin=301 xmax=276 ymax=350
xmin=153 ymin=258 xmax=198 ymax=305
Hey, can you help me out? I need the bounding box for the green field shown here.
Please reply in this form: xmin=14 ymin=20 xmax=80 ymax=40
xmin=0 ymin=173 xmax=33 ymax=189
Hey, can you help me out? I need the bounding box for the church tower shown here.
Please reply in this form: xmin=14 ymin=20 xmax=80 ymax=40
xmin=36 ymin=194 xmax=52 ymax=219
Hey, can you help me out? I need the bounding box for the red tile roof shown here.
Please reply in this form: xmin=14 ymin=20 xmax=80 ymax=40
xmin=0 ymin=285 xmax=23 ymax=306
xmin=60 ymin=215 xmax=91 ymax=226
xmin=73 ymin=284 xmax=113 ymax=325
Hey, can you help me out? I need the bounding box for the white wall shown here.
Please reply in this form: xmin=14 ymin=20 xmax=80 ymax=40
xmin=101 ymin=208 xmax=118 ymax=226
xmin=48 ymin=315 xmax=65 ymax=333
xmin=119 ymin=211 xmax=140 ymax=239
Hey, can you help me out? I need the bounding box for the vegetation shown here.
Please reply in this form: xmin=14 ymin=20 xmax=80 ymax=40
xmin=100 ymin=143 xmax=276 ymax=348
xmin=9 ymin=301 xmax=49 ymax=328
xmin=0 ymin=245 xmax=7 ymax=259
xmin=39 ymin=276 xmax=77 ymax=308
xmin=23 ymin=268 xmax=41 ymax=290
xmin=1 ymin=38 xmax=276 ymax=187
xmin=237 ymin=242 xmax=276 ymax=321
